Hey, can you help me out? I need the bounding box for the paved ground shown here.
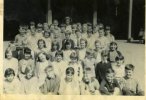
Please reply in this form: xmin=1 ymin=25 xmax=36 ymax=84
xmin=3 ymin=40 xmax=145 ymax=89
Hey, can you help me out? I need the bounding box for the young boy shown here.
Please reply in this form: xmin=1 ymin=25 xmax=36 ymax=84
xmin=105 ymin=26 xmax=115 ymax=43
xmin=94 ymin=40 xmax=102 ymax=64
xmin=3 ymin=68 xmax=24 ymax=94
xmin=39 ymin=65 xmax=60 ymax=95
xmin=121 ymin=64 xmax=144 ymax=96
xmin=59 ymin=67 xmax=80 ymax=95
xmin=99 ymin=68 xmax=121 ymax=95
xmin=95 ymin=50 xmax=112 ymax=84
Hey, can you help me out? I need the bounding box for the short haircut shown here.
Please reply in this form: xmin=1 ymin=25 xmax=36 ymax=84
xmin=5 ymin=48 xmax=12 ymax=58
xmin=125 ymin=64 xmax=135 ymax=71
xmin=55 ymin=50 xmax=63 ymax=57
xmin=4 ymin=68 xmax=15 ymax=77
xmin=66 ymin=67 xmax=75 ymax=75
xmin=80 ymin=38 xmax=88 ymax=47
xmin=105 ymin=68 xmax=115 ymax=75
xmin=37 ymin=52 xmax=49 ymax=61
xmin=44 ymin=65 xmax=54 ymax=72
xmin=70 ymin=51 xmax=78 ymax=60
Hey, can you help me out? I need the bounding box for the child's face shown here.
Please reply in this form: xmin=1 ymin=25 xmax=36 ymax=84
xmin=110 ymin=44 xmax=117 ymax=51
xmin=99 ymin=30 xmax=105 ymax=37
xmin=66 ymin=73 xmax=74 ymax=81
xmin=6 ymin=51 xmax=12 ymax=59
xmin=95 ymin=42 xmax=101 ymax=50
xmin=6 ymin=74 xmax=14 ymax=82
xmin=56 ymin=55 xmax=62 ymax=62
xmin=38 ymin=41 xmax=45 ymax=49
xmin=65 ymin=34 xmax=70 ymax=39
xmin=125 ymin=69 xmax=133 ymax=79
xmin=66 ymin=44 xmax=71 ymax=49
xmin=80 ymin=40 xmax=86 ymax=49
xmin=46 ymin=68 xmax=55 ymax=78
xmin=106 ymin=73 xmax=114 ymax=83
xmin=105 ymin=30 xmax=110 ymax=34
xmin=24 ymin=53 xmax=31 ymax=60
xmin=53 ymin=44 xmax=58 ymax=50
xmin=82 ymin=25 xmax=87 ymax=32
xmin=65 ymin=19 xmax=70 ymax=25
xmin=70 ymin=57 xmax=77 ymax=63
xmin=26 ymin=71 xmax=33 ymax=79
xmin=116 ymin=59 xmax=124 ymax=66
xmin=61 ymin=27 xmax=66 ymax=32
xmin=102 ymin=55 xmax=108 ymax=61
xmin=44 ymin=32 xmax=50 ymax=38
xmin=38 ymin=53 xmax=46 ymax=62
xmin=76 ymin=32 xmax=81 ymax=38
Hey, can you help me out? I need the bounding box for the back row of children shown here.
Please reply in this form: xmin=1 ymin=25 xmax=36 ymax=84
xmin=3 ymin=17 xmax=144 ymax=95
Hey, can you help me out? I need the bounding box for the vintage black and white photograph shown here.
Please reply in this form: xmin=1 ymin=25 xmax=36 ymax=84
xmin=3 ymin=0 xmax=145 ymax=95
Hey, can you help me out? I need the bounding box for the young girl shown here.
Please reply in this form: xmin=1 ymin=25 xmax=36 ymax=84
xmin=80 ymin=74 xmax=100 ymax=95
xmin=50 ymin=41 xmax=60 ymax=61
xmin=77 ymin=38 xmax=87 ymax=61
xmin=99 ymin=68 xmax=121 ymax=95
xmin=36 ymin=52 xmax=51 ymax=86
xmin=68 ymin=51 xmax=83 ymax=82
xmin=4 ymin=49 xmax=18 ymax=76
xmin=18 ymin=47 xmax=35 ymax=80
xmin=52 ymin=50 xmax=68 ymax=78
xmin=21 ymin=67 xmax=40 ymax=94
xmin=35 ymin=39 xmax=50 ymax=58
xmin=108 ymin=42 xmax=122 ymax=63
xmin=63 ymin=40 xmax=75 ymax=62
xmin=59 ymin=67 xmax=80 ymax=95
xmin=3 ymin=68 xmax=24 ymax=94
xmin=82 ymin=49 xmax=96 ymax=79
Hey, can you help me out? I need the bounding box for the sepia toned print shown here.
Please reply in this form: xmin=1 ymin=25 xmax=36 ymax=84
xmin=3 ymin=0 xmax=145 ymax=96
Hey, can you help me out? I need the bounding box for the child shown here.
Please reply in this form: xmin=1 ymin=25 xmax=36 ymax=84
xmin=112 ymin=55 xmax=125 ymax=81
xmin=4 ymin=49 xmax=18 ymax=76
xmin=82 ymin=49 xmax=96 ymax=79
xmin=15 ymin=25 xmax=28 ymax=47
xmin=3 ymin=68 xmax=24 ymax=94
xmin=35 ymin=39 xmax=50 ymax=58
xmin=65 ymin=17 xmax=72 ymax=32
xmin=39 ymin=65 xmax=60 ymax=95
xmin=52 ymin=50 xmax=68 ymax=78
xmin=63 ymin=40 xmax=75 ymax=61
xmin=21 ymin=67 xmax=40 ymax=94
xmin=105 ymin=26 xmax=115 ymax=43
xmin=42 ymin=31 xmax=52 ymax=51
xmin=95 ymin=50 xmax=112 ymax=84
xmin=18 ymin=47 xmax=35 ymax=80
xmin=138 ymin=28 xmax=145 ymax=44
xmin=108 ymin=42 xmax=122 ymax=63
xmin=68 ymin=51 xmax=83 ymax=82
xmin=50 ymin=41 xmax=60 ymax=61
xmin=77 ymin=38 xmax=87 ymax=61
xmin=59 ymin=67 xmax=80 ymax=95
xmin=97 ymin=28 xmax=109 ymax=50
xmin=99 ymin=68 xmax=121 ymax=95
xmin=121 ymin=64 xmax=144 ymax=96
xmin=36 ymin=23 xmax=44 ymax=38
xmin=62 ymin=30 xmax=75 ymax=50
xmin=80 ymin=74 xmax=100 ymax=95
xmin=82 ymin=23 xmax=88 ymax=39
xmin=36 ymin=52 xmax=51 ymax=86
xmin=94 ymin=40 xmax=102 ymax=64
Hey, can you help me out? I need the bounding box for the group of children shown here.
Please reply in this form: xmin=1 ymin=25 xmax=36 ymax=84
xmin=3 ymin=17 xmax=144 ymax=95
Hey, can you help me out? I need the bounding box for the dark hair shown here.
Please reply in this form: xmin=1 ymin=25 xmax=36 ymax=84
xmin=125 ymin=64 xmax=135 ymax=71
xmin=5 ymin=49 xmax=12 ymax=58
xmin=4 ymin=68 xmax=15 ymax=77
xmin=64 ymin=40 xmax=73 ymax=50
xmin=110 ymin=42 xmax=118 ymax=50
xmin=51 ymin=41 xmax=60 ymax=51
xmin=37 ymin=39 xmax=46 ymax=48
xmin=115 ymin=55 xmax=124 ymax=61
xmin=24 ymin=47 xmax=31 ymax=54
xmin=55 ymin=50 xmax=63 ymax=58
xmin=66 ymin=67 xmax=75 ymax=75
xmin=37 ymin=52 xmax=49 ymax=62
xmin=105 ymin=68 xmax=115 ymax=75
